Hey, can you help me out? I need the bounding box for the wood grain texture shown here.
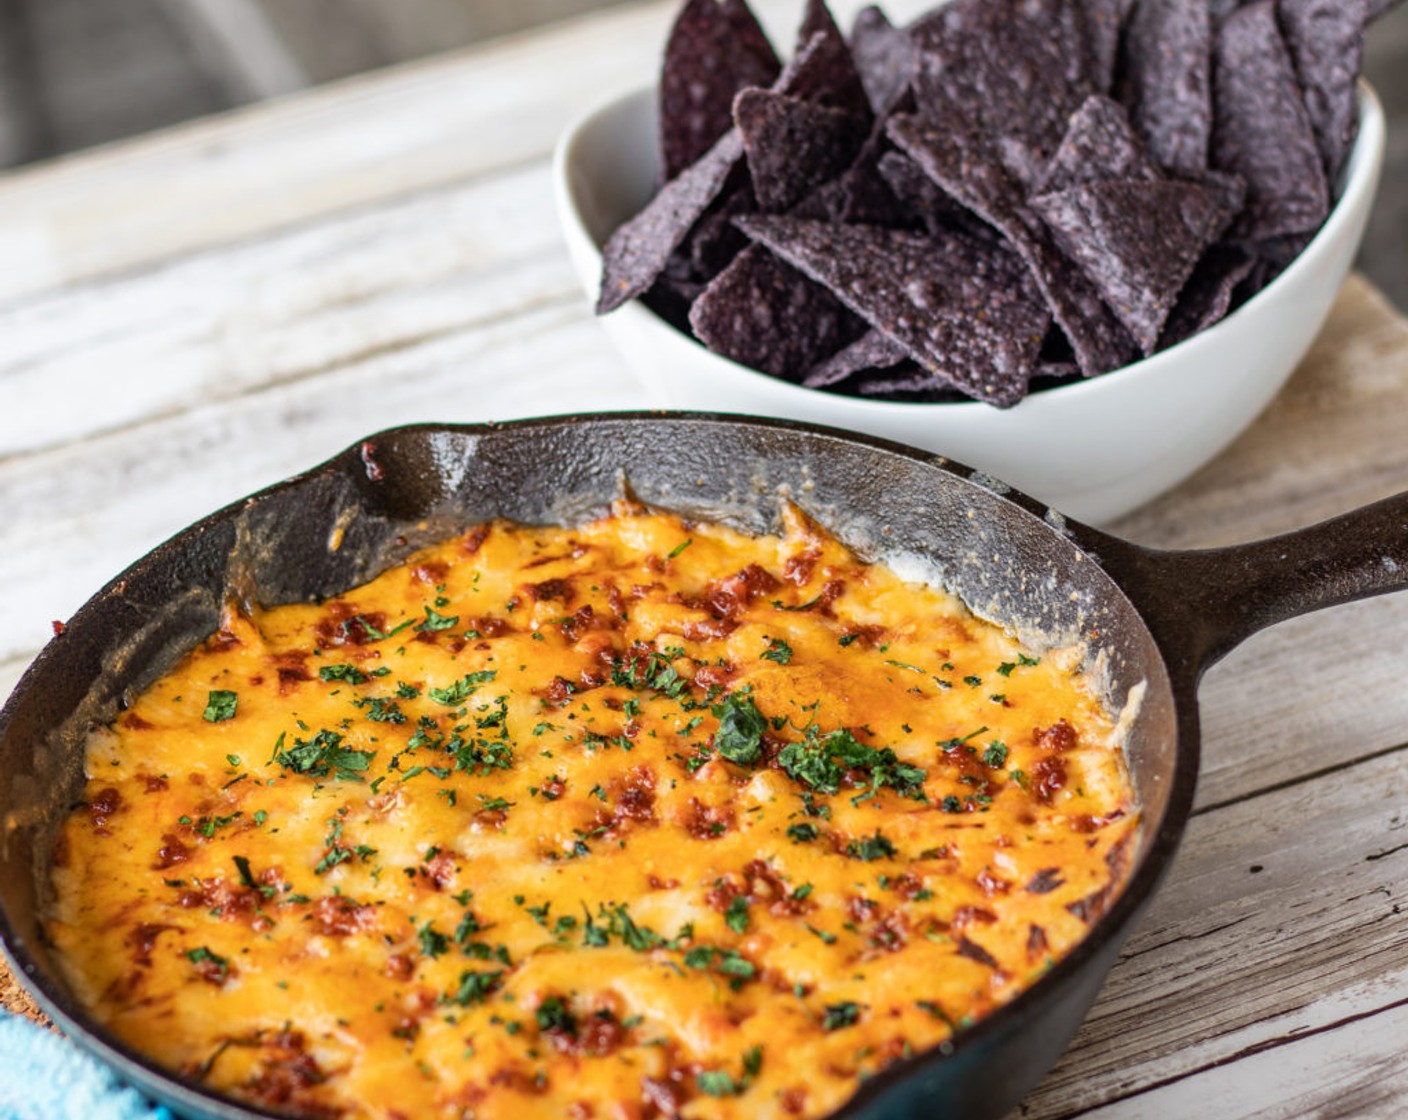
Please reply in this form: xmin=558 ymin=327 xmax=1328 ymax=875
xmin=0 ymin=5 xmax=1406 ymax=1116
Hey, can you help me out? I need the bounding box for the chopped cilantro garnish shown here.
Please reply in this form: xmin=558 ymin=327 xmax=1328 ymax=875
xmin=535 ymin=996 xmax=577 ymax=1035
xmin=724 ymin=895 xmax=750 ymax=934
xmin=319 ymin=664 xmax=368 ymax=685
xmin=667 ymin=538 xmax=693 ymax=559
xmin=846 ymin=831 xmax=897 ymax=862
xmin=443 ymin=969 xmax=502 ymax=1007
xmin=822 ymin=1001 xmax=861 ymax=1031
xmin=981 ymin=741 xmax=1009 ymax=769
xmin=415 ymin=606 xmax=460 ymax=632
xmin=761 ymin=637 xmax=794 ymax=665
xmin=711 ymin=694 xmax=766 ymax=766
xmin=429 ymin=670 xmax=497 ymax=706
xmin=418 ymin=921 xmax=451 ymax=958
xmin=786 ymin=822 xmax=819 ymax=843
xmin=274 ymin=729 xmax=374 ymax=782
xmin=202 ymin=690 xmax=238 ymax=723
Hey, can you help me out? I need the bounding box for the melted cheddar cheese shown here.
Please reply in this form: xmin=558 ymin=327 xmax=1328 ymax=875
xmin=49 ymin=503 xmax=1136 ymax=1120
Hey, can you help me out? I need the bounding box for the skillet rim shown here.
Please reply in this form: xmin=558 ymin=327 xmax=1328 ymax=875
xmin=0 ymin=410 xmax=1201 ymax=1120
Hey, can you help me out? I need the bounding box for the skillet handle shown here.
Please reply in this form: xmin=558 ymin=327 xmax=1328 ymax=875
xmin=1093 ymin=489 xmax=1408 ymax=685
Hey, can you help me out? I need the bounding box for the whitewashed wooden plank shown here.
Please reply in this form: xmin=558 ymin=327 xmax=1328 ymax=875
xmin=1018 ymin=744 xmax=1408 ymax=1117
xmin=1071 ymin=1000 xmax=1408 ymax=1119
xmin=0 ymin=304 xmax=644 ymax=667
xmin=0 ymin=0 xmax=932 ymax=305
xmin=0 ymin=161 xmax=574 ymax=457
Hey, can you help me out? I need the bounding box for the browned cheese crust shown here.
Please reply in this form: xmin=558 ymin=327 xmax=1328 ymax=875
xmin=48 ymin=502 xmax=1137 ymax=1120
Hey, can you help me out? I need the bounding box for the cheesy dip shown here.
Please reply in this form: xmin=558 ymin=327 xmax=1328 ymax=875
xmin=49 ymin=501 xmax=1136 ymax=1120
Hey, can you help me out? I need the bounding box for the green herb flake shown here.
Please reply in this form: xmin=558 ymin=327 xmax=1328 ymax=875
xmin=202 ymin=690 xmax=238 ymax=723
xmin=711 ymin=694 xmax=767 ymax=766
xmin=982 ymin=741 xmax=1009 ymax=769
xmin=761 ymin=637 xmax=794 ymax=665
xmin=724 ymin=895 xmax=750 ymax=935
xmin=416 ymin=606 xmax=460 ymax=633
xmin=822 ymin=1001 xmax=861 ymax=1031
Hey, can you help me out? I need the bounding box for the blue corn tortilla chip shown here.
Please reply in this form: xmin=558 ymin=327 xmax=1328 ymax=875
xmin=1080 ymin=0 xmax=1134 ymax=93
xmin=735 ymin=215 xmax=1050 ymax=407
xmin=688 ymin=244 xmax=864 ymax=380
xmin=803 ymin=328 xmax=910 ymax=388
xmin=1035 ymin=95 xmax=1163 ymax=193
xmin=1119 ymin=0 xmax=1212 ymax=177
xmin=887 ymin=111 xmax=1138 ymax=377
xmin=659 ymin=0 xmax=779 ymax=179
xmin=1277 ymin=0 xmax=1369 ymax=187
xmin=1031 ymin=178 xmax=1225 ymax=354
xmin=794 ymin=0 xmax=873 ymax=120
xmin=688 ymin=182 xmax=756 ymax=281
xmin=849 ymin=5 xmax=918 ymax=114
xmin=1210 ymin=1 xmax=1329 ymax=241
xmin=597 ymin=129 xmax=745 ymax=314
xmin=734 ymin=90 xmax=868 ymax=213
xmin=1158 ymin=244 xmax=1256 ymax=349
xmin=910 ymin=0 xmax=1097 ymax=185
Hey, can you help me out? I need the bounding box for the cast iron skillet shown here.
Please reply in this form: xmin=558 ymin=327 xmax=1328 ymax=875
xmin=3 ymin=413 xmax=1408 ymax=1120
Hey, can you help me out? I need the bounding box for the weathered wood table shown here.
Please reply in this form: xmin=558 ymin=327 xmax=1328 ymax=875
xmin=3 ymin=2 xmax=1407 ymax=1116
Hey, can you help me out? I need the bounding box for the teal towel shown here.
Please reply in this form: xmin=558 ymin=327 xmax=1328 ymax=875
xmin=0 ymin=1013 xmax=171 ymax=1120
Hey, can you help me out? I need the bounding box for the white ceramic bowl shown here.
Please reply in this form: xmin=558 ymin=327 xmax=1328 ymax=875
xmin=553 ymin=84 xmax=1385 ymax=525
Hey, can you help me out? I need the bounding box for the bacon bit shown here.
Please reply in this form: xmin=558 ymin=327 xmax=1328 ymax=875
xmin=411 ymin=560 xmax=448 ymax=585
xmin=779 ymin=1086 xmax=808 ymax=1115
xmin=975 ymin=867 xmax=1011 ymax=897
xmin=390 ymin=1017 xmax=420 ymax=1042
xmin=137 ymin=773 xmax=169 ymax=793
xmin=612 ymin=766 xmax=657 ymax=823
xmin=154 ymin=834 xmax=190 ymax=870
xmin=817 ymin=579 xmax=846 ymax=608
xmin=50 ymin=620 xmax=66 ymax=636
xmin=122 ymin=712 xmax=154 ymax=730
xmin=704 ymin=878 xmax=743 ymax=912
xmin=461 ymin=525 xmax=490 ymax=555
xmin=838 ymin=623 xmax=887 ymax=649
xmin=1025 ymin=868 xmax=1065 ymax=894
xmin=888 ymin=873 xmax=928 ymax=900
xmin=529 ymin=578 xmax=574 ymax=604
xmin=488 ymin=1067 xmax=549 ymax=1095
xmin=474 ymin=808 xmax=509 ymax=830
xmin=705 ymin=564 xmax=781 ymax=618
xmin=955 ymin=935 xmax=1000 ymax=970
xmin=423 ymin=851 xmax=457 ymax=890
xmin=551 ymin=1013 xmax=625 ymax=1058
xmin=870 ymin=912 xmax=909 ymax=952
xmin=310 ymin=896 xmax=376 ymax=937
xmin=783 ymin=549 xmax=820 ymax=586
xmin=683 ymin=798 xmax=734 ymax=840
xmin=691 ymin=661 xmax=736 ymax=689
xmin=641 ymin=1074 xmax=687 ymax=1118
xmin=1031 ymin=757 xmax=1068 ymax=804
xmin=647 ymin=874 xmax=680 ymax=890
xmin=560 ymin=605 xmax=602 ymax=641
xmin=567 ymin=1103 xmax=595 ymax=1120
xmin=177 ymin=879 xmax=265 ymax=924
xmin=951 ymin=905 xmax=997 ymax=930
xmin=848 ymin=896 xmax=880 ymax=923
xmin=313 ymin=601 xmax=388 ymax=648
xmin=272 ymin=653 xmax=312 ymax=694
xmin=89 ymin=787 xmax=121 ymax=830
xmin=468 ymin=616 xmax=511 ymax=638
xmin=681 ymin=615 xmax=738 ymax=641
xmin=244 ymin=1031 xmax=336 ymax=1116
xmin=1034 ymin=719 xmax=1078 ymax=752
xmin=543 ymin=676 xmax=577 ymax=707
xmin=1027 ymin=924 xmax=1050 ymax=958
xmin=385 ymin=954 xmax=415 ymax=982
xmin=128 ymin=922 xmax=180 ymax=967
xmin=607 ymin=584 xmax=627 ymax=619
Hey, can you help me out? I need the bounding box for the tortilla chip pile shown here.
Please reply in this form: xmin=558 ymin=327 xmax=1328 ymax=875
xmin=596 ymin=0 xmax=1398 ymax=408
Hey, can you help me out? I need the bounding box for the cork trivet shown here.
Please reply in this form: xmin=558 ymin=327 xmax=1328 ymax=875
xmin=1 ymin=957 xmax=51 ymax=1027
